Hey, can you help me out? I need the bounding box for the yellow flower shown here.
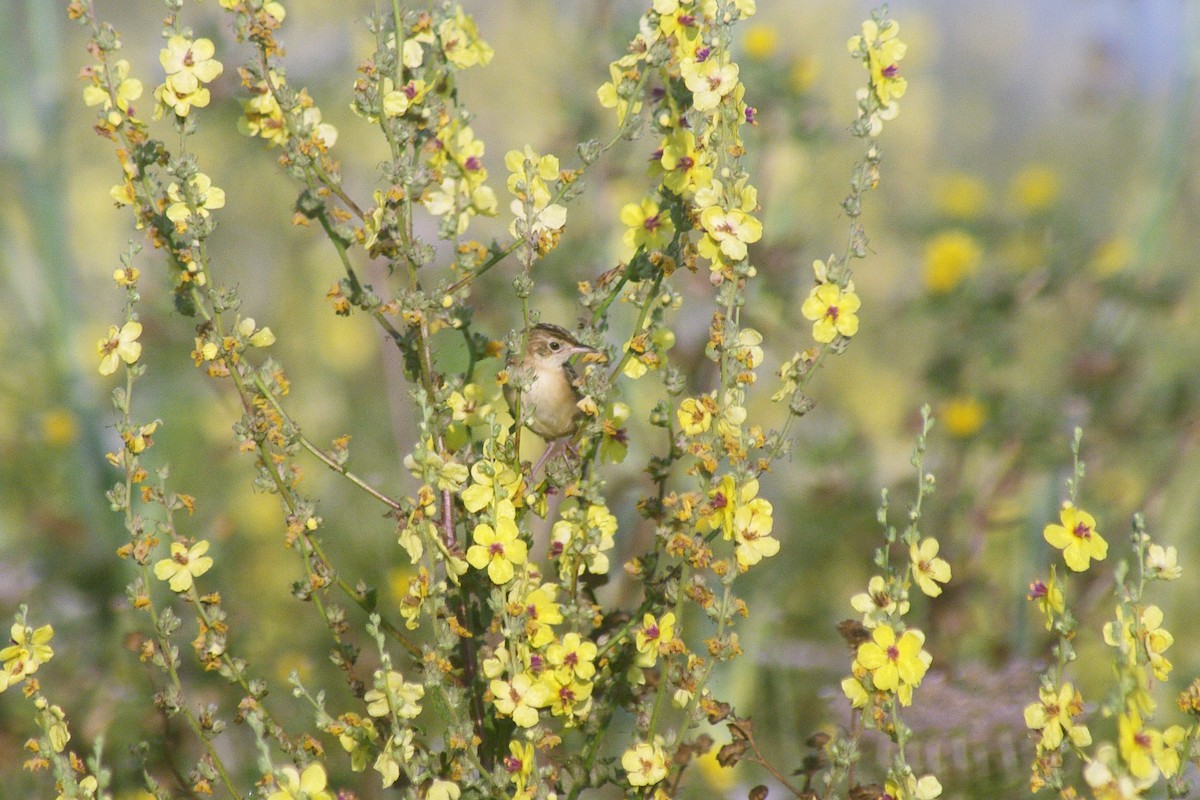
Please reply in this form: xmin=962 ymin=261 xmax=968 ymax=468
xmin=635 ymin=612 xmax=676 ymax=667
xmin=677 ymin=396 xmax=715 ymax=436
xmin=504 ymin=739 xmax=535 ymax=796
xmin=1146 ymin=544 xmax=1182 ymax=581
xmin=697 ymin=475 xmax=759 ymax=539
xmin=659 ymin=130 xmax=712 ymax=196
xmin=97 ymin=321 xmax=143 ymax=376
xmin=597 ymin=62 xmax=643 ymax=126
xmin=1027 ymin=572 xmax=1064 ymax=630
xmin=512 ymin=583 xmax=562 ymax=649
xmin=160 ymin=36 xmax=223 ymax=96
xmin=546 ymin=632 xmax=597 ymax=682
xmin=166 ymin=172 xmax=226 ymax=225
xmin=734 ymin=328 xmax=764 ymax=372
xmin=923 ymin=230 xmax=982 ymax=294
xmin=682 ymin=57 xmax=739 ymax=112
xmin=698 ymin=205 xmax=762 ymax=263
xmin=237 ymin=317 xmax=276 ymax=348
xmin=941 ymin=395 xmax=986 ymax=438
xmin=733 ymin=498 xmax=778 ymax=570
xmin=622 ymin=740 xmax=668 ymax=787
xmin=1118 ymin=709 xmax=1167 ymax=780
xmin=854 ymin=624 xmax=931 ymax=705
xmin=465 ymin=517 xmax=527 ymax=584
xmin=620 ymin=196 xmax=675 ymax=255
xmin=1043 ymin=504 xmax=1107 ymax=572
xmin=1140 ymin=605 xmax=1174 ymax=681
xmin=363 ymin=670 xmax=424 ymax=719
xmin=381 ymin=77 xmax=429 ymax=117
xmin=427 ymin=779 xmax=460 ymax=800
xmin=850 ymin=575 xmax=908 ymax=629
xmin=885 ymin=773 xmax=943 ymax=800
xmin=82 ymin=59 xmax=143 ymax=114
xmin=910 ymin=538 xmax=951 ymax=597
xmin=543 ymin=669 xmax=593 ymax=719
xmin=152 ymin=540 xmax=214 ymax=593
xmin=848 ymin=18 xmax=908 ymax=106
xmin=1023 ymin=682 xmax=1092 ymax=751
xmin=490 ymin=672 xmax=549 ymax=728
xmin=461 ymin=460 xmax=522 ymax=513
xmin=438 ymin=8 xmax=494 ymax=69
xmin=801 ymin=283 xmax=860 ymax=343
xmin=154 ymin=81 xmax=210 ymax=118
xmin=268 ymin=763 xmax=333 ymax=800
xmin=0 ymin=623 xmax=54 ymax=685
xmin=1010 ymin=165 xmax=1060 ymax=213
xmin=841 ymin=674 xmax=869 ymax=708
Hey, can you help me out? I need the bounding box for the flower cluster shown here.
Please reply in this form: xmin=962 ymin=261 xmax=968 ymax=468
xmin=1026 ymin=436 xmax=1196 ymax=796
xmin=506 ymin=146 xmax=568 ymax=254
xmin=836 ymin=410 xmax=945 ymax=797
xmin=154 ymin=35 xmax=223 ymax=118
xmin=598 ymin=0 xmax=761 ymax=283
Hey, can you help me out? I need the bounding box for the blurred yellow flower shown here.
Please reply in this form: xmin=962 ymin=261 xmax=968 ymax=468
xmin=742 ymin=25 xmax=778 ymax=59
xmin=941 ymin=395 xmax=986 ymax=437
xmin=1010 ymin=165 xmax=1060 ymax=213
xmin=933 ymin=173 xmax=988 ymax=219
xmin=1089 ymin=237 xmax=1134 ymax=276
xmin=848 ymin=18 xmax=908 ymax=106
xmin=789 ymin=56 xmax=820 ymax=93
xmin=923 ymin=230 xmax=982 ymax=293
xmin=437 ymin=8 xmax=494 ymax=69
xmin=40 ymin=408 xmax=79 ymax=447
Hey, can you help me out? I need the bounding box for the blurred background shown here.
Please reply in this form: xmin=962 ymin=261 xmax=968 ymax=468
xmin=2 ymin=0 xmax=1199 ymax=797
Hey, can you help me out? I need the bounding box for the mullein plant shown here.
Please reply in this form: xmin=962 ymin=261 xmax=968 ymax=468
xmin=1026 ymin=429 xmax=1199 ymax=798
xmin=6 ymin=1 xmax=913 ymax=797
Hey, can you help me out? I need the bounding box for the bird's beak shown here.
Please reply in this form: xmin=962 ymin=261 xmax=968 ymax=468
xmin=566 ymin=342 xmax=598 ymax=357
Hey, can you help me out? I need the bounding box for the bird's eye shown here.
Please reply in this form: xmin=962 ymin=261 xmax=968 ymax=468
xmin=549 ymin=340 xmax=561 ymax=351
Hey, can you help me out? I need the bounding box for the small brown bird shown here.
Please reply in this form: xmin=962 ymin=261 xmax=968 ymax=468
xmin=506 ymin=324 xmax=597 ymax=464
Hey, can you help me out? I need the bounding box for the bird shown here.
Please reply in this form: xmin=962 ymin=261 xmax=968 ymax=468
xmin=505 ymin=323 xmax=597 ymax=470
